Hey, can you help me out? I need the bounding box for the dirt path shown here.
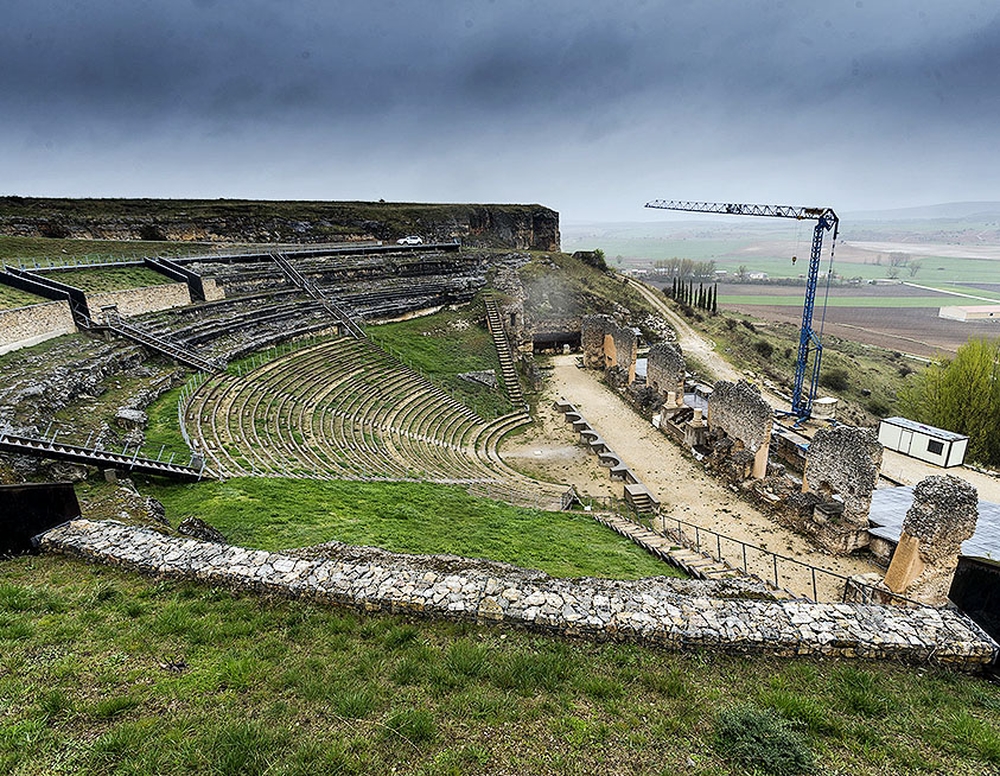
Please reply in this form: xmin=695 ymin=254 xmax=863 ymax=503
xmin=502 ymin=354 xmax=881 ymax=600
xmin=626 ymin=277 xmax=742 ymax=383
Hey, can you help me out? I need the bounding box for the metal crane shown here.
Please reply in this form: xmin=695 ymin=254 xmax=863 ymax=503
xmin=644 ymin=199 xmax=839 ymax=419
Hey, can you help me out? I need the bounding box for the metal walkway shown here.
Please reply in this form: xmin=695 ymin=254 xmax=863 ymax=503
xmin=271 ymin=252 xmax=366 ymax=338
xmin=0 ymin=430 xmax=206 ymax=481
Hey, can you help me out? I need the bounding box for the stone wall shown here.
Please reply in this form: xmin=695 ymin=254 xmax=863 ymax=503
xmin=38 ymin=519 xmax=998 ymax=669
xmin=0 ymin=301 xmax=76 ymax=355
xmin=647 ymin=342 xmax=685 ymax=404
xmin=707 ymin=380 xmax=772 ymax=479
xmin=798 ymin=426 xmax=883 ymax=554
xmin=581 ymin=315 xmax=637 ymax=383
xmin=201 ymin=277 xmax=226 ymax=302
xmin=88 ymin=282 xmax=191 ymax=319
xmin=884 ymin=476 xmax=979 ymax=606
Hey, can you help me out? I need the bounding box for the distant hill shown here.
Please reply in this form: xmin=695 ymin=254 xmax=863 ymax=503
xmin=845 ymin=202 xmax=1000 ymax=221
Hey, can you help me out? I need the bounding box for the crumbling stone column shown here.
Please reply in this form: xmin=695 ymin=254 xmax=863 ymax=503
xmin=800 ymin=426 xmax=882 ymax=554
xmin=647 ymin=342 xmax=685 ymax=405
xmin=883 ymin=475 xmax=978 ymax=606
xmin=581 ymin=315 xmax=608 ymax=369
xmin=707 ymin=380 xmax=772 ymax=480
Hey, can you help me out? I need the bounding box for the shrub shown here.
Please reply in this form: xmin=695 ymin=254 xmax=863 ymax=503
xmin=819 ymin=368 xmax=850 ymax=392
xmin=753 ymin=340 xmax=774 ymax=360
xmin=713 ymin=704 xmax=815 ymax=775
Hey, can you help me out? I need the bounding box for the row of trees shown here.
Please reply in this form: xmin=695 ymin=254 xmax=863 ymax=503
xmin=654 ymin=257 xmax=717 ymax=279
xmin=899 ymin=337 xmax=1000 ymax=467
xmin=668 ymin=278 xmax=718 ymax=314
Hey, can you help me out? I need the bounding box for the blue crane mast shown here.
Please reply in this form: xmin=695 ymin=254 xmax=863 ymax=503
xmin=644 ymin=199 xmax=839 ymax=419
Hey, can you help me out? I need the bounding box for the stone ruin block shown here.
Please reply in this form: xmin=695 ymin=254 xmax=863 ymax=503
xmin=799 ymin=425 xmax=882 ymax=554
xmin=706 ymin=379 xmax=772 ymax=480
xmin=580 ymin=315 xmax=636 ymax=383
xmin=883 ymin=475 xmax=979 ymax=606
xmin=646 ymin=342 xmax=685 ymax=406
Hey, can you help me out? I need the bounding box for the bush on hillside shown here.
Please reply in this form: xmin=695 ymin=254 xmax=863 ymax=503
xmin=713 ymin=704 xmax=815 ymax=775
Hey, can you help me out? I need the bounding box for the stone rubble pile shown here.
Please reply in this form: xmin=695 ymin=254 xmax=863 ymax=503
xmin=39 ymin=519 xmax=998 ymax=670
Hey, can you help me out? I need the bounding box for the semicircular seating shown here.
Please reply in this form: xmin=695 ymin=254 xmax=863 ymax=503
xmin=184 ymin=335 xmax=568 ymax=509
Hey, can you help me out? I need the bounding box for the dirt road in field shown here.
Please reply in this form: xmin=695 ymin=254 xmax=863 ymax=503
xmin=502 ymin=354 xmax=881 ymax=600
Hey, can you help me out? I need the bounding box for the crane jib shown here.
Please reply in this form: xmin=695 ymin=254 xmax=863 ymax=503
xmin=643 ymin=198 xmax=839 ymax=420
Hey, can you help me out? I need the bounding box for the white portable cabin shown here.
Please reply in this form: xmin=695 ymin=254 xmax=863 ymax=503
xmin=878 ymin=416 xmax=969 ymax=468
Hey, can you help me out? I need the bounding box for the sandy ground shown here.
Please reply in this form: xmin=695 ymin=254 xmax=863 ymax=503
xmin=503 ymin=355 xmax=881 ymax=601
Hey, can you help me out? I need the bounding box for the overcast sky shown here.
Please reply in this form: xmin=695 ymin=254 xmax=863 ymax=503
xmin=2 ymin=1 xmax=998 ymax=222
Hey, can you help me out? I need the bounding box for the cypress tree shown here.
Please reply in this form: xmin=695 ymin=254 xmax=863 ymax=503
xmin=712 ymin=282 xmax=718 ymax=314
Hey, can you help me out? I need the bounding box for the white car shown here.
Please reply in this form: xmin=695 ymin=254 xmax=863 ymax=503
xmin=396 ymin=235 xmax=423 ymax=245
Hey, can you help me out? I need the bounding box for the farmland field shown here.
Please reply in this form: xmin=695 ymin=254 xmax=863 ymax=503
xmin=647 ymin=280 xmax=1000 ymax=356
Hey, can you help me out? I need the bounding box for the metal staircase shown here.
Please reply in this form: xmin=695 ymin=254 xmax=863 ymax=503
xmin=270 ymin=252 xmax=366 ymax=338
xmin=98 ymin=306 xmax=224 ymax=373
xmin=0 ymin=428 xmax=206 ymax=481
xmin=483 ymin=296 xmax=525 ymax=408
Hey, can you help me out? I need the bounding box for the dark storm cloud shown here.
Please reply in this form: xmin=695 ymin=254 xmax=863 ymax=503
xmin=2 ymin=0 xmax=998 ymax=216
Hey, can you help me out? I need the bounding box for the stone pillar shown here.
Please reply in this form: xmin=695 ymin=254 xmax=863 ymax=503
xmin=883 ymin=475 xmax=978 ymax=606
xmin=581 ymin=315 xmax=608 ymax=369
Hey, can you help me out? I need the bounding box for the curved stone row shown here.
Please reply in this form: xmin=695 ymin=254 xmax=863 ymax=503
xmin=186 ymin=336 xmax=568 ymax=509
xmin=40 ymin=519 xmax=998 ymax=671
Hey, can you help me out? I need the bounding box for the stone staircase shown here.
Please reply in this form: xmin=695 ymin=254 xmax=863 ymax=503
xmin=592 ymin=512 xmax=742 ymax=581
xmin=483 ymin=295 xmax=525 ymax=408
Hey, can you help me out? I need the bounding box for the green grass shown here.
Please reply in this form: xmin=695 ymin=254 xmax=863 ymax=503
xmin=719 ymin=294 xmax=950 ymax=308
xmin=368 ymin=303 xmax=514 ymax=418
xmin=0 ymin=284 xmax=47 ymax=310
xmin=1 ymin=554 xmax=999 ymax=775
xmin=0 ymin=235 xmax=212 ymax=266
xmin=49 ymin=266 xmax=176 ymax=292
xmin=141 ymin=477 xmax=676 ymax=580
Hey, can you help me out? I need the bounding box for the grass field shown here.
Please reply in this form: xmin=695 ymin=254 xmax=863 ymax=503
xmin=50 ymin=266 xmax=176 ymax=292
xmin=718 ymin=294 xmax=948 ymax=308
xmin=1 ymin=554 xmax=998 ymax=775
xmin=140 ymin=477 xmax=674 ymax=581
xmin=0 ymin=235 xmax=212 ymax=267
xmin=0 ymin=284 xmax=46 ymax=310
xmin=367 ymin=303 xmax=513 ymax=419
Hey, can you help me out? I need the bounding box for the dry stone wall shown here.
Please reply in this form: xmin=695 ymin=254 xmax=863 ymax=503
xmin=89 ymin=283 xmax=191 ymax=319
xmin=0 ymin=301 xmax=76 ymax=355
xmin=38 ymin=519 xmax=998 ymax=670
